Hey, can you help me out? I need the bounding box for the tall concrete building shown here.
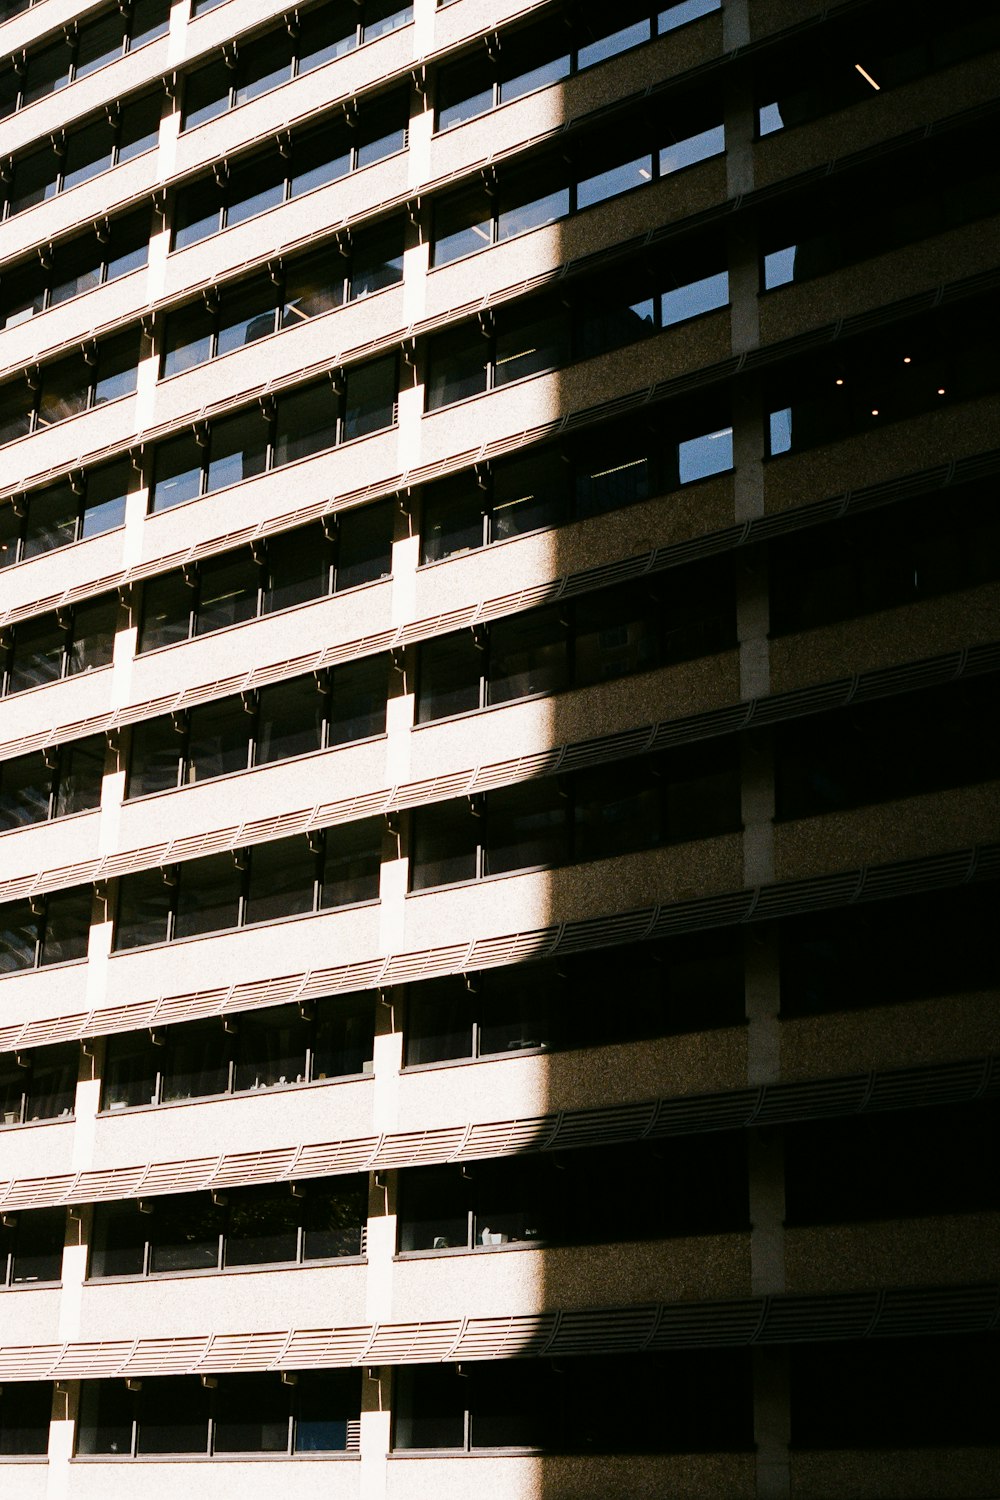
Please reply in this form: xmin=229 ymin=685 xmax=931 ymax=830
xmin=0 ymin=0 xmax=998 ymax=1495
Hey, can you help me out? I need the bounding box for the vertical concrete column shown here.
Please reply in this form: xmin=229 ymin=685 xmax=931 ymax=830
xmin=360 ymin=1367 xmax=392 ymax=1500
xmin=753 ymin=1346 xmax=792 ymax=1500
xmin=45 ymin=1380 xmax=79 ymax=1500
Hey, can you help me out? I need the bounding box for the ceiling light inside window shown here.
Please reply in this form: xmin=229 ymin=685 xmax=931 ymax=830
xmin=855 ymin=63 xmax=880 ymax=90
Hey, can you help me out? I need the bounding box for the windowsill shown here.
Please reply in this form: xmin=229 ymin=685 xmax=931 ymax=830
xmin=86 ymin=1256 xmax=366 ymax=1286
xmin=166 ymin=143 xmax=408 ymax=259
xmin=0 ymin=1111 xmax=75 ymax=1132
xmin=123 ymin=730 xmax=388 ymax=806
xmin=396 ymin=1239 xmax=543 ymax=1260
xmin=0 ymin=1278 xmax=62 ymax=1291
xmin=72 ymin=1452 xmax=360 ymax=1462
xmin=132 ymin=568 xmax=391 ymax=661
xmin=0 ymin=1455 xmax=48 ymax=1463
xmin=178 ymin=18 xmax=415 ymax=142
xmin=388 ymin=1448 xmax=547 ymax=1459
xmin=110 ymin=894 xmax=380 ymax=959
xmin=97 ymin=1067 xmax=373 ymax=1118
xmin=0 ymin=952 xmax=88 ymax=980
xmin=145 ymin=413 xmax=398 ymax=521
xmin=0 ymin=517 xmax=126 ymax=578
xmin=401 ymin=1046 xmax=551 ymax=1073
xmin=155 ymin=277 xmax=398 ymax=389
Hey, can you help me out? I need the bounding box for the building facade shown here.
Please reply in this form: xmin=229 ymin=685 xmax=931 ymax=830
xmin=0 ymin=0 xmax=998 ymax=1496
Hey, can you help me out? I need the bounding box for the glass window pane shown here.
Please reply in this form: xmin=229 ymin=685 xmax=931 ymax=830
xmin=173 ymin=180 xmax=222 ymax=249
xmin=421 ymin=475 xmax=483 ymax=563
xmin=574 ymin=441 xmax=649 ymax=518
xmin=363 ymin=0 xmax=411 ymax=43
xmin=494 ymin=301 xmax=569 ymax=385
xmin=662 ymin=269 xmax=729 ymax=325
xmin=117 ymin=91 xmax=161 ymax=162
xmin=264 ymin=523 xmax=331 ymax=612
xmin=62 ymin=120 xmax=114 ymax=191
xmin=235 ymin=32 xmax=294 ymax=106
xmin=488 ymin=607 xmax=569 ymax=703
xmin=233 ymin=1003 xmax=309 ymax=1090
xmin=659 ymin=122 xmax=725 ymax=175
xmin=497 ymin=159 xmax=569 ymax=240
xmin=574 ymin=759 xmax=661 ymax=859
xmin=115 ymin=870 xmax=171 ymax=950
xmin=8 ymin=616 xmax=64 ymax=694
xmin=41 ymin=886 xmax=92 ymax=966
xmin=224 ymin=1185 xmax=298 ymax=1266
xmin=479 ymin=965 xmax=554 ymax=1054
xmin=151 ymin=433 xmax=203 ymax=512
xmin=49 ymin=237 xmax=102 ymax=306
xmin=205 ymin=409 xmax=268 ymax=492
xmin=427 ymin=323 xmax=488 ymax=410
xmin=438 ymin=54 xmax=494 ymax=131
xmin=290 ymin=121 xmax=350 ymax=197
xmin=343 ymin=355 xmax=396 ymax=439
xmin=499 ymin=20 xmax=570 ymax=101
xmin=577 ymin=151 xmax=653 ymax=210
xmin=186 ymin=698 xmax=251 ymax=782
xmin=281 ymin=247 xmax=345 ymax=327
xmin=148 ymin=1195 xmax=223 ymax=1273
xmin=393 ymin=1365 xmax=465 ymax=1449
xmin=0 ymin=751 xmax=51 ymax=830
xmin=0 ymin=259 xmax=47 ymax=329
xmin=398 ymin=1165 xmax=468 ymax=1251
xmin=139 ymin=573 xmax=192 ymax=652
xmin=22 ymin=39 xmax=70 ymax=104
xmin=93 ymin=330 xmax=140 ymax=405
xmin=350 ymin=217 xmax=404 ymax=299
xmin=9 ymin=146 xmax=58 ymax=215
xmin=356 ymin=89 xmax=408 ymax=166
xmin=102 ymin=1033 xmax=158 ymax=1110
xmin=214 ymin=1373 xmax=289 ymax=1451
xmin=295 ymin=1369 xmax=360 ymax=1451
xmin=0 ymin=899 xmax=38 ymax=972
xmin=659 ymin=0 xmax=720 ymax=30
xmin=274 ymin=380 xmax=339 ymax=465
xmin=337 ymin=499 xmax=393 ymax=589
xmin=257 ymin=678 xmax=324 ymax=764
xmin=312 ymin=994 xmax=374 ymax=1078
xmin=677 ymin=423 xmax=733 ymax=483
xmin=577 ymin=16 xmax=650 ymax=69
xmin=67 ymin=595 xmax=116 ymax=676
xmin=11 ymin=1206 xmax=64 ymax=1282
xmin=174 ymin=852 xmax=241 ymax=938
xmin=75 ymin=13 xmax=125 ymax=78
xmin=55 ymin=734 xmax=106 ymax=817
xmin=217 ymin=277 xmax=277 ymax=356
xmin=328 ymin=655 xmax=388 ymax=744
xmin=405 ymin=976 xmax=472 ymax=1065
xmin=417 ymin=633 xmax=481 ymax=723
xmin=25 ymin=1042 xmax=77 ymax=1120
xmin=105 ymin=209 xmax=151 ymax=281
xmin=432 ymin=185 xmax=492 ymax=266
xmin=195 ymin=549 xmax=260 ymax=635
xmin=90 ymin=1202 xmax=146 ymax=1277
xmin=161 ymin=1020 xmax=230 ymax=1102
xmin=492 ymin=447 xmax=569 ymax=539
xmin=297 ymin=1 xmax=357 ymax=71
xmin=322 ymin=818 xmax=382 ymax=906
xmin=0 ymin=380 xmax=33 ymax=445
xmin=137 ymin=1376 xmax=209 ymax=1453
xmin=485 ymin=780 xmax=569 ymax=875
xmin=574 ymin=582 xmax=659 ymax=686
xmin=82 ymin=457 xmax=132 ymax=537
xmin=130 ymin=0 xmax=171 ymax=49
xmin=36 ymin=353 xmax=89 ymax=427
xmin=0 ymin=499 xmax=19 ymax=567
xmin=162 ymin=301 xmax=214 ymax=378
xmin=245 ymin=838 xmax=317 ymax=924
xmin=411 ymin=802 xmax=478 ymax=890
xmin=76 ymin=1381 xmax=134 ymax=1455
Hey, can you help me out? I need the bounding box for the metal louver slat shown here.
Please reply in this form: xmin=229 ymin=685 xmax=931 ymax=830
xmin=363 ymin=1323 xmax=462 ymax=1362
xmin=760 ymin=1292 xmax=879 ymax=1345
xmin=648 ymin=1300 xmax=765 ymax=1349
xmin=872 ymin=1285 xmax=1000 ymax=1338
xmin=451 ymin=1314 xmax=557 ymax=1360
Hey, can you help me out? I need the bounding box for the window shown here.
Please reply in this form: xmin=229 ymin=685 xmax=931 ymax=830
xmin=0 ymin=331 xmax=143 ymax=448
xmin=89 ymin=1176 xmax=367 ymax=1278
xmin=148 ymin=361 xmax=398 ymax=512
xmin=137 ymin=506 xmax=392 ymax=651
xmin=101 ymin=994 xmax=373 ymax=1112
xmin=3 ymin=90 xmax=161 ymax=217
xmin=181 ymin=0 xmax=411 ymax=130
xmin=394 ymin=1350 xmax=753 ymax=1452
xmin=410 ymin=742 xmax=741 ymax=891
xmin=398 ymin=1135 xmax=747 ymax=1253
xmin=0 ymin=211 xmax=149 ymax=331
xmin=779 ymin=884 xmax=998 ymax=1020
xmin=172 ymin=89 xmax=408 ymax=247
xmin=405 ymin=933 xmax=743 ymax=1067
xmin=0 ymin=1043 xmax=78 ymax=1126
xmin=114 ymin=822 xmax=382 ymax=951
xmin=1 ymin=594 xmax=117 ymax=697
xmin=0 ymin=1 xmax=168 ymax=120
xmin=1 ymin=1206 xmax=65 ymax=1284
xmin=435 ymin=0 xmax=719 ymax=130
xmin=420 ymin=402 xmax=732 ymax=563
xmin=77 ymin=1370 xmax=361 ymax=1455
xmin=0 ymin=734 xmax=105 ymax=829
xmin=127 ymin=656 xmax=387 ymax=798
xmin=0 ymin=1382 xmax=52 ymax=1455
xmin=416 ymin=565 xmax=734 ymax=723
xmin=774 ymin=676 xmax=1000 ymax=821
xmin=0 ymin=887 xmax=92 ymax=971
xmin=0 ymin=459 xmax=133 ymax=568
xmin=431 ymin=105 xmax=724 ymax=266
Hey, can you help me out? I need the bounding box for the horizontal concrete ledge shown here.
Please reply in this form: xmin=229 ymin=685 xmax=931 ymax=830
xmin=1 ymin=837 xmax=998 ymax=1052
xmin=0 ymin=1053 xmax=995 ymax=1213
xmin=0 ymin=1281 xmax=996 ymax=1383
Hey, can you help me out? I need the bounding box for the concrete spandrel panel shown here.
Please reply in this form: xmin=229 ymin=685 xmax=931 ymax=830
xmin=0 ymin=153 xmax=157 ymax=271
xmin=0 ymin=1461 xmax=49 ymax=1500
xmin=0 ymin=1285 xmax=63 ymax=1346
xmin=90 ymin=1075 xmax=375 ymax=1172
xmin=63 ymin=1460 xmax=361 ymax=1499
xmin=0 ymin=1118 xmax=76 ymax=1182
xmin=76 ymin=1261 xmax=368 ymax=1341
xmin=0 ymin=530 xmax=127 ymax=626
xmin=1 ymin=394 xmax=140 ymax=496
xmin=0 ymin=809 xmax=102 ymax=887
xmin=0 ymin=268 xmax=149 ymax=388
xmin=0 ymin=962 xmax=88 ymax=1036
xmin=385 ymin=1453 xmax=755 ymax=1500
xmin=0 ymin=670 xmax=115 ymax=754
